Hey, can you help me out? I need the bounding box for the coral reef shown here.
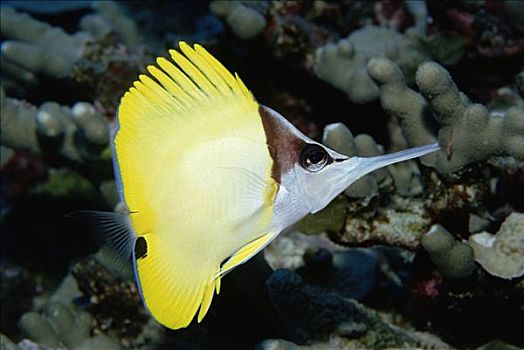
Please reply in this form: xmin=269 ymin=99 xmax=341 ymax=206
xmin=1 ymin=2 xmax=141 ymax=85
xmin=5 ymin=249 xmax=162 ymax=350
xmin=70 ymin=255 xmax=151 ymax=342
xmin=1 ymin=2 xmax=523 ymax=350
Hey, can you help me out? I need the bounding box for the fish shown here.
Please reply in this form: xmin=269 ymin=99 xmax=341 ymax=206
xmin=90 ymin=42 xmax=440 ymax=330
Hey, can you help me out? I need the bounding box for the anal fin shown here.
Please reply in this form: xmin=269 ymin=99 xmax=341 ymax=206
xmin=134 ymin=233 xmax=221 ymax=329
xmin=217 ymin=232 xmax=276 ymax=279
xmin=198 ymin=278 xmax=217 ymax=322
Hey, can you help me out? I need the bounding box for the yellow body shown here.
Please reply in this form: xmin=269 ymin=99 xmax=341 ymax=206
xmin=114 ymin=43 xmax=278 ymax=328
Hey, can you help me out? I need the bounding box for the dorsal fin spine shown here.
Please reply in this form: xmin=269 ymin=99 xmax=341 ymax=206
xmin=179 ymin=43 xmax=229 ymax=92
xmin=169 ymin=48 xmax=217 ymax=97
xmin=194 ymin=44 xmax=239 ymax=90
xmin=137 ymin=76 xmax=180 ymax=114
xmin=156 ymin=57 xmax=207 ymax=102
xmin=140 ymin=73 xmax=185 ymax=111
xmin=147 ymin=65 xmax=190 ymax=108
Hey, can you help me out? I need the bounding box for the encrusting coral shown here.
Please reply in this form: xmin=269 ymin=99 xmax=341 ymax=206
xmin=0 ymin=87 xmax=110 ymax=164
xmin=469 ymin=212 xmax=524 ymax=279
xmin=368 ymin=58 xmax=524 ymax=176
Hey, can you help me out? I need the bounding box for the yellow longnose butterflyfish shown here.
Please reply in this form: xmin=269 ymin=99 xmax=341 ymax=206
xmin=92 ymin=42 xmax=439 ymax=329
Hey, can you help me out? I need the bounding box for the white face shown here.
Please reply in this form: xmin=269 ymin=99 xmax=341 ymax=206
xmin=262 ymin=106 xmax=440 ymax=233
xmin=291 ymin=144 xmax=356 ymax=213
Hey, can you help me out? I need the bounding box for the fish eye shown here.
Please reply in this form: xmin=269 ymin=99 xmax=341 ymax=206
xmin=300 ymin=144 xmax=330 ymax=172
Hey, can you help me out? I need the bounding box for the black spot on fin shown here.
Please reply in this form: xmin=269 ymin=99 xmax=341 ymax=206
xmin=134 ymin=236 xmax=148 ymax=260
xmin=67 ymin=210 xmax=135 ymax=264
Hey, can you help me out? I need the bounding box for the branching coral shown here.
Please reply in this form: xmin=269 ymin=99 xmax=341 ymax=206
xmin=314 ymin=26 xmax=430 ymax=104
xmin=19 ymin=302 xmax=121 ymax=350
xmin=421 ymin=224 xmax=477 ymax=279
xmin=12 ymin=248 xmax=160 ymax=350
xmin=79 ymin=1 xmax=142 ymax=47
xmin=0 ymin=6 xmax=91 ymax=79
xmin=210 ymin=1 xmax=267 ymax=40
xmin=18 ymin=275 xmax=121 ymax=350
xmin=0 ymin=87 xmax=110 ymax=164
xmin=368 ymin=58 xmax=524 ymax=176
xmin=1 ymin=3 xmax=143 ymax=113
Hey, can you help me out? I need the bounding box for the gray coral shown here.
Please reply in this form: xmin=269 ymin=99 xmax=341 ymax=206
xmin=314 ymin=26 xmax=430 ymax=104
xmin=421 ymin=224 xmax=477 ymax=279
xmin=210 ymin=1 xmax=267 ymax=40
xmin=0 ymin=87 xmax=110 ymax=163
xmin=79 ymin=1 xmax=142 ymax=47
xmin=368 ymin=58 xmax=524 ymax=176
xmin=0 ymin=6 xmax=91 ymax=79
xmin=18 ymin=275 xmax=121 ymax=350
xmin=19 ymin=303 xmax=121 ymax=350
xmin=469 ymin=212 xmax=524 ymax=279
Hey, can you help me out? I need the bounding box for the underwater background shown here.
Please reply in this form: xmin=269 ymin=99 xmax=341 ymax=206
xmin=1 ymin=1 xmax=523 ymax=349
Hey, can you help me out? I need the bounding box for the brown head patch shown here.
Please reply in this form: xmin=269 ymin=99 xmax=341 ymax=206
xmin=259 ymin=105 xmax=307 ymax=183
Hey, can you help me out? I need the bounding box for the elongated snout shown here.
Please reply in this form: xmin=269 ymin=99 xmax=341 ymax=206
xmin=341 ymin=142 xmax=440 ymax=188
xmin=309 ymin=143 xmax=440 ymax=213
